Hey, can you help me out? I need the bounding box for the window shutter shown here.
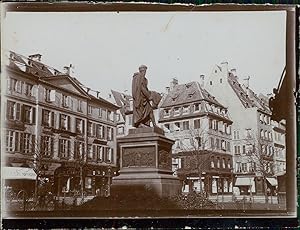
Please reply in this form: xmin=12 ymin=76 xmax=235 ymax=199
xmin=93 ymin=145 xmax=96 ymax=160
xmin=95 ymin=124 xmax=99 ymax=138
xmin=111 ymin=149 xmax=114 ymax=163
xmin=103 ymin=147 xmax=107 ymax=161
xmin=15 ymin=103 xmax=21 ymax=121
xmin=51 ymin=138 xmax=54 ymax=156
xmin=50 ymin=90 xmax=56 ymax=102
xmin=58 ymin=139 xmax=62 ymax=157
xmin=51 ymin=112 xmax=55 ymax=128
xmin=31 ymin=107 xmax=36 ymax=124
xmin=40 ymin=136 xmax=45 ymax=155
xmin=82 ymin=120 xmax=85 ymax=135
xmin=14 ymin=132 xmax=19 ymax=152
xmin=20 ymin=133 xmax=24 ymax=153
xmin=102 ymin=126 xmax=105 ymax=139
xmin=93 ymin=123 xmax=97 ymax=137
xmin=31 ymin=135 xmax=36 ymax=155
xmin=21 ymin=105 xmax=25 ymax=122
xmin=67 ymin=96 xmax=71 ymax=108
xmin=66 ymin=116 xmax=70 ymax=131
xmin=32 ymin=85 xmax=37 ymax=97
xmin=67 ymin=140 xmax=70 ymax=158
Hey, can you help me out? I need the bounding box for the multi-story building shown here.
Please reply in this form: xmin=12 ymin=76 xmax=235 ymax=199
xmin=158 ymin=79 xmax=233 ymax=195
xmin=204 ymin=62 xmax=280 ymax=195
xmin=3 ymin=51 xmax=119 ymax=199
xmin=272 ymin=120 xmax=286 ymax=176
xmin=110 ymin=90 xmax=133 ymax=137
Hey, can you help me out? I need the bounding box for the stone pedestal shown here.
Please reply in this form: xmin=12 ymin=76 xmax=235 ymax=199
xmin=112 ymin=127 xmax=181 ymax=198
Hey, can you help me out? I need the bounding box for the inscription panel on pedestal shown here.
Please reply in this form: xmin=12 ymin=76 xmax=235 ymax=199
xmin=158 ymin=148 xmax=172 ymax=170
xmin=122 ymin=146 xmax=156 ymax=168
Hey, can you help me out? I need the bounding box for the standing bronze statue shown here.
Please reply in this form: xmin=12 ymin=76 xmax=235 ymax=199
xmin=132 ymin=65 xmax=162 ymax=128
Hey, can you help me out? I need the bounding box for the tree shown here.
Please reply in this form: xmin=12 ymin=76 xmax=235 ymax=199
xmin=174 ymin=123 xmax=218 ymax=195
xmin=244 ymin=131 xmax=275 ymax=203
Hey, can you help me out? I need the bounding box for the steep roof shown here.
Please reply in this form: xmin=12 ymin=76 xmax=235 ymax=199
xmin=227 ymin=73 xmax=253 ymax=108
xmin=160 ymin=81 xmax=223 ymax=108
xmin=227 ymin=72 xmax=271 ymax=114
xmin=89 ymin=94 xmax=120 ymax=110
xmin=7 ymin=51 xmax=118 ymax=110
xmin=8 ymin=51 xmax=62 ymax=78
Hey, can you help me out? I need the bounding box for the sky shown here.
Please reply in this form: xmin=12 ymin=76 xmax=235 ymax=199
xmin=3 ymin=11 xmax=286 ymax=98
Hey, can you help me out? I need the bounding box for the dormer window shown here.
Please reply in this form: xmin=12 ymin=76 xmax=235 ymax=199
xmin=188 ymin=91 xmax=195 ymax=98
xmin=174 ymin=107 xmax=181 ymax=116
xmin=185 ymin=83 xmax=192 ymax=88
xmin=172 ymin=94 xmax=179 ymax=101
xmin=194 ymin=103 xmax=200 ymax=112
xmin=164 ymin=109 xmax=170 ymax=117
xmin=182 ymin=106 xmax=190 ymax=115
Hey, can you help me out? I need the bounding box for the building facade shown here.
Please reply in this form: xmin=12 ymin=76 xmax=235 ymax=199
xmin=3 ymin=51 xmax=119 ymax=199
xmin=204 ymin=62 xmax=283 ymax=195
xmin=110 ymin=90 xmax=133 ymax=137
xmin=158 ymin=79 xmax=233 ymax=195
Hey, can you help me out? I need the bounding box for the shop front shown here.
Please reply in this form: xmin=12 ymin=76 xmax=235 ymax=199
xmin=234 ymin=176 xmax=256 ymax=195
xmin=54 ymin=164 xmax=115 ymax=199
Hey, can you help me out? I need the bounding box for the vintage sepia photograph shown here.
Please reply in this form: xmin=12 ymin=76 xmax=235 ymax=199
xmin=1 ymin=3 xmax=297 ymax=225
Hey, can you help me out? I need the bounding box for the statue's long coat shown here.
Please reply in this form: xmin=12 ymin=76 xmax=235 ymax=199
xmin=132 ymin=72 xmax=152 ymax=127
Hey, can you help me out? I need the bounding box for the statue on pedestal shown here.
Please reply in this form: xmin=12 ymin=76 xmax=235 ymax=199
xmin=132 ymin=65 xmax=162 ymax=128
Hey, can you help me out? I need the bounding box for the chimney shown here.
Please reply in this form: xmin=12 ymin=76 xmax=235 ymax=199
xmin=165 ymin=87 xmax=170 ymax=94
xmin=129 ymin=98 xmax=133 ymax=110
xmin=243 ymin=76 xmax=250 ymax=89
xmin=220 ymin=61 xmax=228 ymax=73
xmin=86 ymin=87 xmax=90 ymax=94
xmin=29 ymin=54 xmax=42 ymax=62
xmin=199 ymin=74 xmax=205 ymax=87
xmin=170 ymin=78 xmax=178 ymax=90
xmin=96 ymin=91 xmax=100 ymax=98
xmin=230 ymin=68 xmax=237 ymax=77
xmin=63 ymin=66 xmax=70 ymax=75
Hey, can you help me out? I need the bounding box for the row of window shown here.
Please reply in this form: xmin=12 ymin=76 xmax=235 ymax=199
xmin=6 ymin=131 xmax=35 ymax=154
xmin=45 ymin=88 xmax=115 ymax=121
xmin=208 ymin=119 xmax=231 ymax=135
xmin=210 ymin=157 xmax=232 ymax=169
xmin=5 ymin=130 xmax=114 ymax=163
xmin=164 ymin=119 xmax=201 ymax=132
xmin=233 ymin=129 xmax=253 ymax=140
xmin=41 ymin=109 xmax=115 ymax=140
xmin=6 ymin=80 xmax=115 ymax=122
xmin=6 ymin=101 xmax=36 ymax=124
xmin=7 ymin=78 xmax=35 ymax=97
xmin=274 ymin=132 xmax=284 ymax=142
xmin=163 ymin=103 xmax=228 ymax=118
xmin=235 ymin=162 xmax=257 ymax=173
xmin=59 ymin=139 xmax=113 ymax=163
xmin=210 ymin=137 xmax=231 ymax=152
xmin=260 ymin=129 xmax=273 ymax=141
xmin=259 ymin=113 xmax=271 ymax=125
xmin=234 ymin=145 xmax=253 ymax=155
xmin=163 ymin=103 xmax=201 ymax=117
xmin=87 ymin=122 xmax=114 ymax=141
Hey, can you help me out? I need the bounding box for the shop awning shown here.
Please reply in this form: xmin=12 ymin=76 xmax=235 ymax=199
xmin=3 ymin=167 xmax=36 ymax=180
xmin=266 ymin=177 xmax=278 ymax=186
xmin=235 ymin=177 xmax=254 ymax=186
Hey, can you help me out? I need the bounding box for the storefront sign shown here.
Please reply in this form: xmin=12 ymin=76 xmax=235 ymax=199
xmin=3 ymin=167 xmax=36 ymax=180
